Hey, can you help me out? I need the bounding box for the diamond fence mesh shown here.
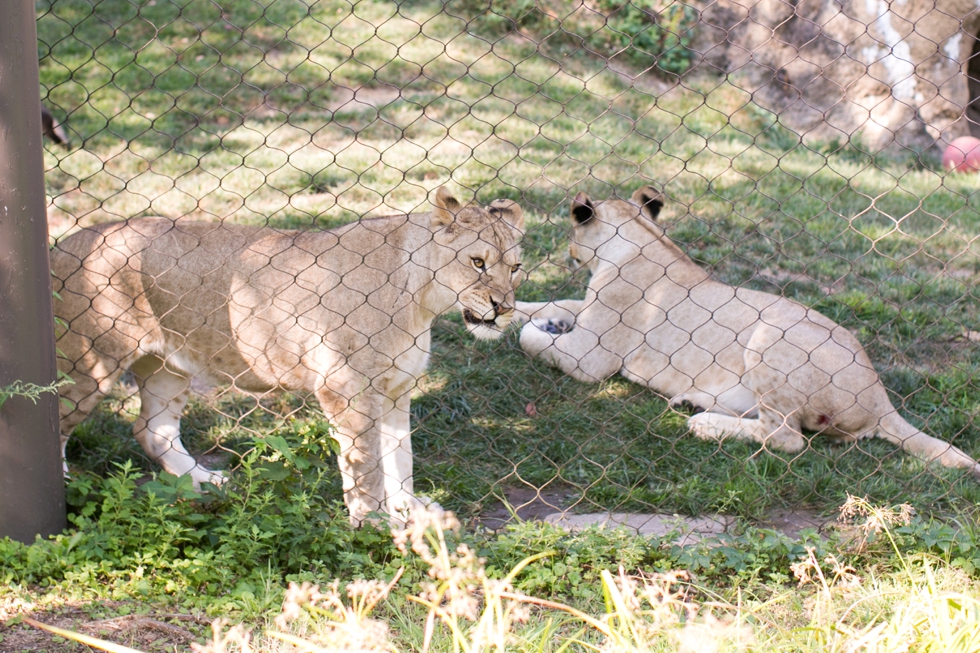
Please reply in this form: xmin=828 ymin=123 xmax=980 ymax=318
xmin=37 ymin=0 xmax=980 ymax=525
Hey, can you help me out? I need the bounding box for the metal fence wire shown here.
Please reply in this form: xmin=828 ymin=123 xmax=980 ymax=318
xmin=38 ymin=0 xmax=980 ymax=527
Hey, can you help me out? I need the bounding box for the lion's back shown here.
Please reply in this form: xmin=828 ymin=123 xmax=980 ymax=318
xmin=51 ymin=214 xmax=440 ymax=392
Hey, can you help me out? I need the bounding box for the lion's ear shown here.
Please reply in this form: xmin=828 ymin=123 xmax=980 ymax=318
xmin=487 ymin=199 xmax=524 ymax=232
xmin=630 ymin=186 xmax=664 ymax=223
xmin=431 ymin=186 xmax=462 ymax=227
xmin=571 ymin=191 xmax=594 ymax=225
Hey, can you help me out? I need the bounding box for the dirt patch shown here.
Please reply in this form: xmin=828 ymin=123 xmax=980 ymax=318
xmin=758 ymin=507 xmax=835 ymax=540
xmin=0 ymin=599 xmax=211 ymax=653
xmin=477 ymin=484 xmax=578 ymax=530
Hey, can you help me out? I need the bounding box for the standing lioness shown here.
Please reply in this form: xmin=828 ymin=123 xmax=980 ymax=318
xmin=53 ymin=187 xmax=525 ymax=523
xmin=517 ymin=187 xmax=980 ymax=478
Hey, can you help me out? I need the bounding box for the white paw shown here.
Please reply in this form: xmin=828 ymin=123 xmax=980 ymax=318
xmin=669 ymin=395 xmax=707 ymax=415
xmin=520 ymin=321 xmax=570 ymax=359
xmin=387 ymin=494 xmax=444 ymax=524
xmin=190 ymin=467 xmax=227 ymax=488
xmin=531 ymin=317 xmax=573 ymax=334
xmin=417 ymin=495 xmax=445 ymax=517
xmin=687 ymin=413 xmax=728 ymax=441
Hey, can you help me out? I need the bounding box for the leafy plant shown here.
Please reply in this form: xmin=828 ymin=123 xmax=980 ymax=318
xmin=0 ymin=428 xmax=397 ymax=616
xmin=452 ymin=0 xmax=699 ymax=75
xmin=593 ymin=0 xmax=699 ymax=73
xmin=0 ymin=378 xmax=73 ymax=411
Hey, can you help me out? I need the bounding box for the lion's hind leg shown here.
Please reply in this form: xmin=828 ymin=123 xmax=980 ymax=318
xmin=688 ymin=408 xmax=806 ymax=454
xmin=58 ymin=352 xmax=131 ymax=476
xmin=131 ymin=355 xmax=225 ymax=487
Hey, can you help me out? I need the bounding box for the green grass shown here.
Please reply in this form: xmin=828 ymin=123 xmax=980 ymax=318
xmin=4 ymin=475 xmax=980 ymax=652
xmin=39 ymin=0 xmax=980 ymax=523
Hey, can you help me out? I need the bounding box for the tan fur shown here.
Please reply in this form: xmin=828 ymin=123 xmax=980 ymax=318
xmin=52 ymin=188 xmax=525 ymax=523
xmin=517 ymin=187 xmax=980 ymax=478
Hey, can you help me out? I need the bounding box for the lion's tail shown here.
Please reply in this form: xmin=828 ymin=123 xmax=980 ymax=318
xmin=877 ymin=411 xmax=980 ymax=480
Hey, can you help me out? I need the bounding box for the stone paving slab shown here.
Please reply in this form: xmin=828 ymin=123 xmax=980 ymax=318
xmin=543 ymin=512 xmax=735 ymax=546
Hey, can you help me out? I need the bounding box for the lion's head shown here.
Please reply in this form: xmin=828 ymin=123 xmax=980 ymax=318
xmin=565 ymin=186 xmax=666 ymax=272
xmin=430 ymin=186 xmax=525 ymax=340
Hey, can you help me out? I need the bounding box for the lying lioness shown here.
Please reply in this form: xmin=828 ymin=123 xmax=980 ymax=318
xmin=517 ymin=187 xmax=980 ymax=477
xmin=53 ymin=187 xmax=525 ymax=523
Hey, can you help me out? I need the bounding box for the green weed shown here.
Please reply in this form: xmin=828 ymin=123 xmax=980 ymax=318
xmin=0 ymin=378 xmax=73 ymax=412
xmin=17 ymin=500 xmax=979 ymax=653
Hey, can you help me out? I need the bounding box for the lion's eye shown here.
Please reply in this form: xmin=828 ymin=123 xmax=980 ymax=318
xmin=511 ymin=264 xmax=522 ymax=275
xmin=472 ymin=258 xmax=485 ymax=271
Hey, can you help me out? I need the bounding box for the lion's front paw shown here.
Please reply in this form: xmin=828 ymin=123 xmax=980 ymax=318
xmin=387 ymin=494 xmax=445 ymax=525
xmin=415 ymin=496 xmax=445 ymax=519
xmin=190 ymin=467 xmax=227 ymax=489
xmin=531 ymin=317 xmax=573 ymax=335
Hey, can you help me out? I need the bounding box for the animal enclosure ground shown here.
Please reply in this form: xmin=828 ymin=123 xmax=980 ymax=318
xmin=13 ymin=2 xmax=980 ymax=650
xmin=40 ymin=0 xmax=980 ymax=524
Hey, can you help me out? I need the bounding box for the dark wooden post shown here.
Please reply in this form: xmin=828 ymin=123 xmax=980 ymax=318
xmin=0 ymin=0 xmax=67 ymax=542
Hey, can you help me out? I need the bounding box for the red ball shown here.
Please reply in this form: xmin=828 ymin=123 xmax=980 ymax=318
xmin=943 ymin=136 xmax=980 ymax=173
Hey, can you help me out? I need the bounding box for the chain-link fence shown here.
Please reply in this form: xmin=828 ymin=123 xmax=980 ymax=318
xmin=38 ymin=0 xmax=980 ymax=526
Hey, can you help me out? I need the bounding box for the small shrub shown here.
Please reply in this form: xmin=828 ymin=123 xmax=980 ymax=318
xmin=452 ymin=0 xmax=699 ymax=75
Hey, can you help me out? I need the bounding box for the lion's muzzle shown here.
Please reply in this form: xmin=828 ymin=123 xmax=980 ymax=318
xmin=462 ymin=301 xmax=515 ymax=338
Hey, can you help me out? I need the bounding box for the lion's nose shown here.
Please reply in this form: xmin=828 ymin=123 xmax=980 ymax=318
xmin=491 ymin=299 xmax=513 ymax=316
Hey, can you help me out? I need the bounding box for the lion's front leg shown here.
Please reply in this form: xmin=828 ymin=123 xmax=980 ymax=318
xmin=318 ymin=384 xmax=386 ymax=526
xmin=379 ymin=393 xmax=441 ymax=522
xmin=519 ymin=320 xmax=621 ymax=383
xmin=514 ymin=300 xmax=585 ymax=328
